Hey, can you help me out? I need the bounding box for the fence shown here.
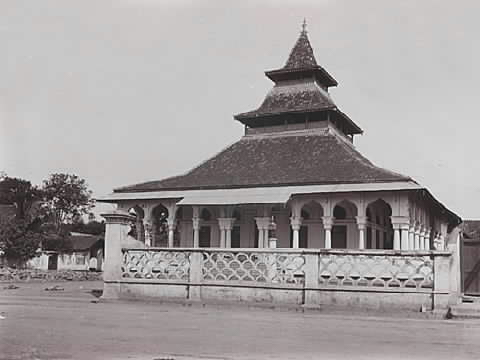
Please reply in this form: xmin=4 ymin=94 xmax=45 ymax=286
xmin=121 ymin=248 xmax=451 ymax=300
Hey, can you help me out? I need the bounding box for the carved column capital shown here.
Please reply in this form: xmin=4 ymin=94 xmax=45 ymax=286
xmin=356 ymin=215 xmax=368 ymax=229
xmin=192 ymin=217 xmax=200 ymax=230
xmin=289 ymin=216 xmax=303 ymax=231
xmin=255 ymin=217 xmax=271 ymax=230
xmin=218 ymin=217 xmax=235 ymax=230
xmin=322 ymin=216 xmax=335 ymax=230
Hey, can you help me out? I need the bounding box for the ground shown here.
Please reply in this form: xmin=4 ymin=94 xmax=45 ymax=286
xmin=1 ymin=281 xmax=480 ymax=360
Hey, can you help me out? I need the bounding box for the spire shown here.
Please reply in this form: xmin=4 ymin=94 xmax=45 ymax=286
xmin=301 ymin=18 xmax=307 ymax=34
xmin=283 ymin=19 xmax=318 ymax=70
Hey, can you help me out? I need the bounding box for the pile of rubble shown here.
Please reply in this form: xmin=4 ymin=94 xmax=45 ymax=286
xmin=0 ymin=267 xmax=103 ymax=282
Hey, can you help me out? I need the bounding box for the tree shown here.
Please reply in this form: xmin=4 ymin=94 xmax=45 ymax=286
xmin=0 ymin=218 xmax=44 ymax=267
xmin=0 ymin=176 xmax=44 ymax=220
xmin=42 ymin=173 xmax=94 ymax=234
xmin=0 ymin=176 xmax=45 ymax=266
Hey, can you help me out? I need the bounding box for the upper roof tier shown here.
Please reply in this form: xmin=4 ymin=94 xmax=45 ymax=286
xmin=234 ymin=22 xmax=361 ymax=135
xmin=264 ymin=22 xmax=338 ymax=87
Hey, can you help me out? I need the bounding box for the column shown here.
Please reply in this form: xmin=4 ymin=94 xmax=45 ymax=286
xmin=414 ymin=223 xmax=421 ymax=250
xmin=408 ymin=224 xmax=415 ymax=250
xmin=136 ymin=217 xmax=145 ymax=243
xmin=255 ymin=217 xmax=270 ymax=248
xmin=192 ymin=217 xmax=200 ymax=248
xmin=143 ymin=219 xmax=153 ymax=247
xmin=393 ymin=224 xmax=401 ymax=250
xmin=322 ymin=216 xmax=334 ymax=249
xmin=419 ymin=227 xmax=426 ymax=250
xmin=167 ymin=218 xmax=176 ymax=248
xmin=356 ymin=216 xmax=367 ymax=250
xmin=219 ymin=227 xmax=226 ymax=248
xmin=101 ymin=210 xmax=136 ymax=299
xmin=192 ymin=206 xmax=200 ymax=248
xmin=371 ymin=226 xmax=377 ymax=249
xmin=401 ymin=224 xmax=409 ymax=250
xmin=290 ymin=216 xmax=302 ymax=248
xmin=218 ymin=218 xmax=235 ymax=248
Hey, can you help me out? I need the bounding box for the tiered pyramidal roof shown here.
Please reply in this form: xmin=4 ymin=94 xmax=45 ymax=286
xmin=234 ymin=21 xmax=360 ymax=135
xmin=115 ymin=22 xmax=411 ymax=193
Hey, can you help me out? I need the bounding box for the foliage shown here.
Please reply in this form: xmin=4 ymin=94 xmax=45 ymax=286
xmin=42 ymin=173 xmax=94 ymax=233
xmin=66 ymin=220 xmax=105 ymax=236
xmin=0 ymin=176 xmax=44 ymax=220
xmin=0 ymin=218 xmax=44 ymax=267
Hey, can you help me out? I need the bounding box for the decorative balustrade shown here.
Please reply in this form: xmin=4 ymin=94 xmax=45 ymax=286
xmin=202 ymin=251 xmax=305 ymax=287
xmin=120 ymin=248 xmax=449 ymax=294
xmin=122 ymin=249 xmax=190 ymax=281
xmin=318 ymin=253 xmax=433 ymax=291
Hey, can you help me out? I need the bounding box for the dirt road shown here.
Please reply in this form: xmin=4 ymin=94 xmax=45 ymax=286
xmin=1 ymin=281 xmax=479 ymax=360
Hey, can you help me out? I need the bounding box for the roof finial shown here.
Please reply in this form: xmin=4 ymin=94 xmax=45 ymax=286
xmin=301 ymin=18 xmax=307 ymax=34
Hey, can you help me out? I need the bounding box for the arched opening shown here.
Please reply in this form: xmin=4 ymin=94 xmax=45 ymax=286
xmin=366 ymin=199 xmax=393 ymax=249
xmin=332 ymin=200 xmax=357 ymax=249
xmin=232 ymin=209 xmax=241 ymax=248
xmin=289 ymin=201 xmax=324 ymax=248
xmin=152 ymin=204 xmax=169 ymax=247
xmin=127 ymin=205 xmax=144 ymax=242
xmin=199 ymin=208 xmax=213 ymax=247
xmin=201 ymin=208 xmax=212 ymax=221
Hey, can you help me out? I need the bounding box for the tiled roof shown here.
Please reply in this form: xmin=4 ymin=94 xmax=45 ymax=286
xmin=0 ymin=204 xmax=15 ymax=220
xmin=69 ymin=233 xmax=103 ymax=251
xmin=115 ymin=132 xmax=411 ymax=192
xmin=235 ymin=79 xmax=335 ymax=119
xmin=284 ymin=29 xmax=318 ymax=69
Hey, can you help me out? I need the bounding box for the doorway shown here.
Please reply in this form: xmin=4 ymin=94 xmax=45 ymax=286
xmin=48 ymin=254 xmax=58 ymax=270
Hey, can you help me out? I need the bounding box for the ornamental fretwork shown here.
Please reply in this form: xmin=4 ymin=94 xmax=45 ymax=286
xmin=202 ymin=251 xmax=305 ymax=286
xmin=318 ymin=254 xmax=433 ymax=290
xmin=122 ymin=249 xmax=190 ymax=281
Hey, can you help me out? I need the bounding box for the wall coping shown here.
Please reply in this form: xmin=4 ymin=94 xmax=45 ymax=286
xmin=122 ymin=247 xmax=452 ymax=257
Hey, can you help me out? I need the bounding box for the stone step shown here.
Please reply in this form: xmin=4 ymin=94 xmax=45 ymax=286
xmin=449 ymin=303 xmax=480 ymax=319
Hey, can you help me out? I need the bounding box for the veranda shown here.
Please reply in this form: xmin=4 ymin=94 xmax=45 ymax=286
xmin=100 ymin=189 xmax=462 ymax=312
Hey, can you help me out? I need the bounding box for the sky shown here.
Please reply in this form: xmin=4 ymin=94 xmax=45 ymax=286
xmin=1 ymin=0 xmax=479 ymax=219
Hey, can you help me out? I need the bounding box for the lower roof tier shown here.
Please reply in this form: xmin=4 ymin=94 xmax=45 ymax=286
xmin=115 ymin=130 xmax=411 ymax=193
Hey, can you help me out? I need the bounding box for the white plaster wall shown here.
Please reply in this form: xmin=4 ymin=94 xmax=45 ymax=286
xmin=27 ymin=253 xmax=49 ymax=270
xmin=57 ymin=252 xmax=89 ymax=271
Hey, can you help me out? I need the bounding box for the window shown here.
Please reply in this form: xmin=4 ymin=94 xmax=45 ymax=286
xmin=75 ymin=255 xmax=85 ymax=265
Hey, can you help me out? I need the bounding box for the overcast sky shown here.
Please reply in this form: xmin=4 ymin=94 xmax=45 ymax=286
xmin=1 ymin=0 xmax=479 ymax=219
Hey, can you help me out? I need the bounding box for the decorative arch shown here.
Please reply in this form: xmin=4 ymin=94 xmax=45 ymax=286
xmin=366 ymin=199 xmax=393 ymax=249
xmin=301 ymin=200 xmax=323 ymax=220
xmin=152 ymin=203 xmax=170 ymax=247
xmin=127 ymin=205 xmax=145 ymax=241
xmin=333 ymin=199 xmax=358 ymax=219
xmin=201 ymin=208 xmax=213 ymax=221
